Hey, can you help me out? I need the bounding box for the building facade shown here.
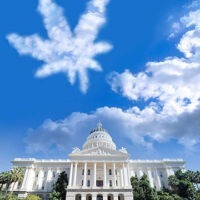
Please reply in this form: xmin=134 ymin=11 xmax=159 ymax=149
xmin=11 ymin=122 xmax=185 ymax=200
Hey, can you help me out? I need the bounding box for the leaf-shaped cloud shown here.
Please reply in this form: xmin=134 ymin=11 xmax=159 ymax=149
xmin=7 ymin=0 xmax=112 ymax=93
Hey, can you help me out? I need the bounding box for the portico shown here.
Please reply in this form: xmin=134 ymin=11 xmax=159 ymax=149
xmin=66 ymin=122 xmax=133 ymax=200
xmin=68 ymin=162 xmax=131 ymax=189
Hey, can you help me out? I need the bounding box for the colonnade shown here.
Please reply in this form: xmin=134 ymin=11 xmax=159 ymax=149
xmin=68 ymin=162 xmax=131 ymax=188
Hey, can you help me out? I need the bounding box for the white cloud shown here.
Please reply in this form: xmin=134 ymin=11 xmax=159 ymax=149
xmin=25 ymin=105 xmax=200 ymax=154
xmin=25 ymin=1 xmax=200 ymax=154
xmin=107 ymin=5 xmax=200 ymax=148
xmin=7 ymin=0 xmax=112 ymax=93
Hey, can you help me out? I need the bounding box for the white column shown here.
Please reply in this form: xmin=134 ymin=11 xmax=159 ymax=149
xmin=155 ymin=168 xmax=161 ymax=190
xmin=103 ymin=162 xmax=107 ymax=187
xmin=26 ymin=168 xmax=35 ymax=191
xmin=73 ymin=163 xmax=78 ymax=187
xmin=13 ymin=182 xmax=19 ymax=191
xmin=69 ymin=163 xmax=73 ymax=187
xmin=123 ymin=163 xmax=127 ymax=186
xmin=82 ymin=194 xmax=86 ymax=200
xmin=127 ymin=163 xmax=131 ymax=186
xmin=36 ymin=170 xmax=43 ymax=190
xmin=113 ymin=163 xmax=116 ymax=187
xmin=166 ymin=168 xmax=170 ymax=177
xmin=93 ymin=163 xmax=96 ymax=187
xmin=139 ymin=169 xmax=143 ymax=178
xmin=103 ymin=194 xmax=107 ymax=200
xmin=92 ymin=194 xmax=97 ymax=200
xmin=21 ymin=168 xmax=29 ymax=190
xmin=114 ymin=194 xmax=118 ymax=200
xmin=169 ymin=168 xmax=174 ymax=176
xmin=83 ymin=162 xmax=87 ymax=187
xmin=131 ymin=170 xmax=135 ymax=177
xmin=120 ymin=167 xmax=124 ymax=187
xmin=147 ymin=169 xmax=154 ymax=188
xmin=46 ymin=169 xmax=52 ymax=191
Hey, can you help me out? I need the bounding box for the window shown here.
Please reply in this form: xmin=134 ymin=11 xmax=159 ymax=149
xmin=42 ymin=185 xmax=45 ymax=190
xmin=81 ymin=180 xmax=83 ymax=186
xmin=109 ymin=180 xmax=112 ymax=187
xmin=53 ymin=172 xmax=56 ymax=178
xmin=87 ymin=180 xmax=90 ymax=187
xmin=116 ymin=180 xmax=118 ymax=186
xmin=88 ymin=169 xmax=91 ymax=175
xmin=44 ymin=172 xmax=47 ymax=177
xmin=36 ymin=172 xmax=39 ymax=177
xmin=17 ymin=182 xmax=22 ymax=189
xmin=162 ymin=181 xmax=165 ymax=189
xmin=82 ymin=169 xmax=84 ymax=175
xmin=115 ymin=169 xmax=117 ymax=175
xmin=96 ymin=180 xmax=103 ymax=187
xmin=109 ymin=169 xmax=112 ymax=175
xmin=160 ymin=171 xmax=163 ymax=178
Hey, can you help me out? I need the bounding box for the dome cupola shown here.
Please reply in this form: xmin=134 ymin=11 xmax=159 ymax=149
xmin=83 ymin=122 xmax=116 ymax=150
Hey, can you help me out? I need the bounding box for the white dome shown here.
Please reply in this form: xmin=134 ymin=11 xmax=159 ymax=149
xmin=83 ymin=122 xmax=116 ymax=150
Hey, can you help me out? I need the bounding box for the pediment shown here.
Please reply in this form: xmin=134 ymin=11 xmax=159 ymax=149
xmin=69 ymin=146 xmax=128 ymax=158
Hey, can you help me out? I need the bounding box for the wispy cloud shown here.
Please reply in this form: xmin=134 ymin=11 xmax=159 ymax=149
xmin=7 ymin=0 xmax=112 ymax=93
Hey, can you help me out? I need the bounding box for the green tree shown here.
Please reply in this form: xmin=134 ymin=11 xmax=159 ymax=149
xmin=131 ymin=175 xmax=158 ymax=200
xmin=195 ymin=190 xmax=200 ymax=200
xmin=3 ymin=172 xmax=12 ymax=194
xmin=25 ymin=194 xmax=42 ymax=200
xmin=157 ymin=191 xmax=175 ymax=200
xmin=10 ymin=168 xmax=24 ymax=193
xmin=0 ymin=193 xmax=18 ymax=200
xmin=0 ymin=172 xmax=12 ymax=192
xmin=168 ymin=170 xmax=196 ymax=200
xmin=49 ymin=171 xmax=68 ymax=200
xmin=168 ymin=175 xmax=179 ymax=193
xmin=0 ymin=173 xmax=6 ymax=191
xmin=186 ymin=170 xmax=200 ymax=190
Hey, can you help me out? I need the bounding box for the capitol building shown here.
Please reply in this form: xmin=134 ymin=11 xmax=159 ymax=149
xmin=11 ymin=122 xmax=185 ymax=200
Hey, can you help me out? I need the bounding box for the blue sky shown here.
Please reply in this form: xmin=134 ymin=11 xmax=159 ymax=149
xmin=1 ymin=0 xmax=200 ymax=171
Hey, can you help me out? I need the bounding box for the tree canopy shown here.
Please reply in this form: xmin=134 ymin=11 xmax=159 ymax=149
xmin=131 ymin=170 xmax=200 ymax=200
xmin=49 ymin=171 xmax=68 ymax=200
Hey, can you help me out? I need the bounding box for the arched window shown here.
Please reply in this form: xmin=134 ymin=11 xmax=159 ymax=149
xmin=109 ymin=169 xmax=112 ymax=175
xmin=88 ymin=169 xmax=91 ymax=175
xmin=75 ymin=194 xmax=81 ymax=200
